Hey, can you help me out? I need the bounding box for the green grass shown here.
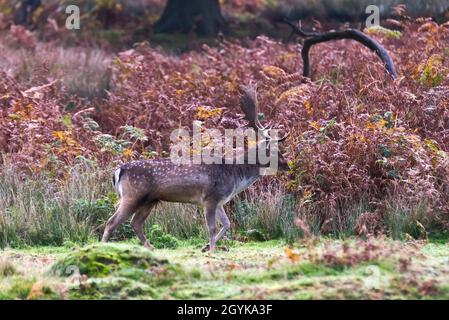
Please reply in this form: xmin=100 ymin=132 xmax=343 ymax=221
xmin=0 ymin=238 xmax=448 ymax=300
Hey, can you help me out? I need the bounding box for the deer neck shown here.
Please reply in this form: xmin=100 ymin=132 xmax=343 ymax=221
xmin=227 ymin=164 xmax=261 ymax=196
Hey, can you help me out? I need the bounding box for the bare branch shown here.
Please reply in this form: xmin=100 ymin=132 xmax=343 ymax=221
xmin=283 ymin=20 xmax=398 ymax=79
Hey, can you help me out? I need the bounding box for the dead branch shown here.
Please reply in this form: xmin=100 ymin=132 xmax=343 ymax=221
xmin=284 ymin=20 xmax=398 ymax=79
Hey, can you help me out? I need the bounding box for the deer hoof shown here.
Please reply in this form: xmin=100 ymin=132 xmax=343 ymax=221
xmin=144 ymin=242 xmax=155 ymax=250
xmin=201 ymin=244 xmax=210 ymax=252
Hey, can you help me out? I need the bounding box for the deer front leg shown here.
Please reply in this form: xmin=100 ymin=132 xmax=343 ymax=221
xmin=215 ymin=206 xmax=231 ymax=243
xmin=203 ymin=201 xmax=218 ymax=254
xmin=201 ymin=205 xmax=230 ymax=252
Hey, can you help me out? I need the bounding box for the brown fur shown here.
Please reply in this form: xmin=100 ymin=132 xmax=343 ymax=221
xmin=101 ymin=87 xmax=288 ymax=253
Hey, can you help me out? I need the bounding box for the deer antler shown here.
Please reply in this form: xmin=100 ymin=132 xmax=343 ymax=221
xmin=239 ymin=85 xmax=288 ymax=142
xmin=239 ymin=84 xmax=260 ymax=131
xmin=283 ymin=19 xmax=398 ymax=79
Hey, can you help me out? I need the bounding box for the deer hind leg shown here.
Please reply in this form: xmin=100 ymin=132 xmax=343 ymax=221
xmin=203 ymin=201 xmax=218 ymax=254
xmin=131 ymin=201 xmax=157 ymax=249
xmin=101 ymin=198 xmax=138 ymax=243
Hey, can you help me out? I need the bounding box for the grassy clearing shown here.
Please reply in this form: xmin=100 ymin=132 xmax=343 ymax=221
xmin=0 ymin=238 xmax=448 ymax=300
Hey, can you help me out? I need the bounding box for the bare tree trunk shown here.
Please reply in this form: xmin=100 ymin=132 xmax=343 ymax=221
xmin=16 ymin=0 xmax=41 ymax=25
xmin=154 ymin=0 xmax=226 ymax=36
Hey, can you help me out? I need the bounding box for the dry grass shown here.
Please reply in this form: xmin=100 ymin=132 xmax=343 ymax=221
xmin=0 ymin=163 xmax=112 ymax=247
xmin=0 ymin=161 xmax=439 ymax=248
xmin=0 ymin=37 xmax=111 ymax=98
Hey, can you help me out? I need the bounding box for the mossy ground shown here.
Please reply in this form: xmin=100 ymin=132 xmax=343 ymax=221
xmin=0 ymin=238 xmax=448 ymax=300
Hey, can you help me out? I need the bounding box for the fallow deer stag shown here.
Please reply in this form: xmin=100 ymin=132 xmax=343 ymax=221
xmin=101 ymin=85 xmax=289 ymax=253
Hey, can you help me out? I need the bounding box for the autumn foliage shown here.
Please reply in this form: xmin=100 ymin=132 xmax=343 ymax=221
xmin=1 ymin=14 xmax=449 ymax=237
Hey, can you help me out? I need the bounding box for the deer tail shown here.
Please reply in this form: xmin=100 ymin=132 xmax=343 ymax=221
xmin=112 ymin=168 xmax=124 ymax=198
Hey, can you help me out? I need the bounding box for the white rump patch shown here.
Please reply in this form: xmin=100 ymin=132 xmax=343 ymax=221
xmin=114 ymin=168 xmax=124 ymax=198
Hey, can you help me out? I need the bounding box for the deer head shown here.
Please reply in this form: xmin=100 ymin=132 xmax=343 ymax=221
xmin=239 ymin=84 xmax=289 ymax=172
